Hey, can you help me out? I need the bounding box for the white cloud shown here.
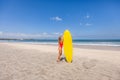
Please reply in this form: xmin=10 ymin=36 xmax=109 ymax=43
xmin=86 ymin=15 xmax=90 ymax=19
xmin=80 ymin=23 xmax=82 ymax=25
xmin=0 ymin=31 xmax=3 ymax=35
xmin=0 ymin=32 xmax=63 ymax=39
xmin=85 ymin=14 xmax=90 ymax=19
xmin=51 ymin=16 xmax=62 ymax=21
xmin=53 ymin=32 xmax=60 ymax=35
xmin=42 ymin=32 xmax=47 ymax=35
xmin=85 ymin=23 xmax=92 ymax=26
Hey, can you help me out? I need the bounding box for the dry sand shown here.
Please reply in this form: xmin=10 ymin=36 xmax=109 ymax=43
xmin=0 ymin=42 xmax=120 ymax=80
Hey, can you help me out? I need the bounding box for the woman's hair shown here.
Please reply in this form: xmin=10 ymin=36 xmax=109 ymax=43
xmin=58 ymin=36 xmax=62 ymax=43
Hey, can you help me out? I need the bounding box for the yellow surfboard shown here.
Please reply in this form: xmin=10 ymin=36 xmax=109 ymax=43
xmin=63 ymin=30 xmax=73 ymax=63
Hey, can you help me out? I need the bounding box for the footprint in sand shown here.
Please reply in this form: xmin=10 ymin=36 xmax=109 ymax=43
xmin=82 ymin=59 xmax=98 ymax=69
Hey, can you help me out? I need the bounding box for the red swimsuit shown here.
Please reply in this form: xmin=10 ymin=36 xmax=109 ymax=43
xmin=59 ymin=42 xmax=63 ymax=48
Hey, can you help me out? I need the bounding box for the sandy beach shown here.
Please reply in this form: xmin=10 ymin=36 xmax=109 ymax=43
xmin=0 ymin=42 xmax=120 ymax=80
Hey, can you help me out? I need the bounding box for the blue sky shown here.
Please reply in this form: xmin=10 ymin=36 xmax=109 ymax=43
xmin=0 ymin=0 xmax=120 ymax=39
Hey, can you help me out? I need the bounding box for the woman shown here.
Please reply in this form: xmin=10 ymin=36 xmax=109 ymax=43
xmin=57 ymin=35 xmax=63 ymax=62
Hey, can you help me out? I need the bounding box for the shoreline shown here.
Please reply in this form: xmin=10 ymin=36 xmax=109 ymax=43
xmin=1 ymin=41 xmax=120 ymax=51
xmin=36 ymin=43 xmax=120 ymax=51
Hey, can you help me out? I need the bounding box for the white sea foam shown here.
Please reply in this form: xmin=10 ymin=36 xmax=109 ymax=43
xmin=73 ymin=42 xmax=120 ymax=47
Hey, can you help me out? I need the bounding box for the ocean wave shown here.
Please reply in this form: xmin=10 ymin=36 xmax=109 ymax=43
xmin=1 ymin=39 xmax=120 ymax=47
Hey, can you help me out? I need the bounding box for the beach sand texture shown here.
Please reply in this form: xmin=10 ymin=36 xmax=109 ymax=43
xmin=0 ymin=42 xmax=120 ymax=80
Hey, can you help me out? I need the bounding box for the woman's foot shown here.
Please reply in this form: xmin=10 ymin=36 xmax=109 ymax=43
xmin=57 ymin=59 xmax=60 ymax=62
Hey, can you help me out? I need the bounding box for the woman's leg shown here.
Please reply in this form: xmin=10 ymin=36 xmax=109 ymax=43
xmin=57 ymin=48 xmax=62 ymax=62
xmin=60 ymin=49 xmax=62 ymax=56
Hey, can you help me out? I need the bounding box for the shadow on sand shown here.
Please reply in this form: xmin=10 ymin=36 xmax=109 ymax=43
xmin=60 ymin=57 xmax=73 ymax=63
xmin=60 ymin=57 xmax=67 ymax=62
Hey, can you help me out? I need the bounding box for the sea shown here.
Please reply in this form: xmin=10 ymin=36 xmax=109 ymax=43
xmin=0 ymin=39 xmax=120 ymax=47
